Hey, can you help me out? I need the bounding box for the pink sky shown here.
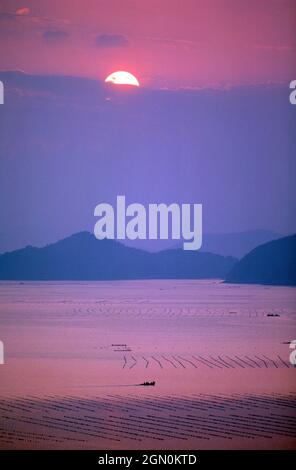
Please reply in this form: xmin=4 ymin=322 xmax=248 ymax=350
xmin=0 ymin=0 xmax=295 ymax=88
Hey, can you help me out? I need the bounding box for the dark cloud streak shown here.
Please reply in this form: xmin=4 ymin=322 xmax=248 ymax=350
xmin=43 ymin=30 xmax=69 ymax=42
xmin=94 ymin=33 xmax=129 ymax=48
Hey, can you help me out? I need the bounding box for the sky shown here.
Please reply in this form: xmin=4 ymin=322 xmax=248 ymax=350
xmin=0 ymin=0 xmax=295 ymax=88
xmin=0 ymin=1 xmax=295 ymax=252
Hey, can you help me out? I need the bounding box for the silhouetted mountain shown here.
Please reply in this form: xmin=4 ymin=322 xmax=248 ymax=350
xmin=0 ymin=232 xmax=236 ymax=280
xmin=200 ymin=230 xmax=281 ymax=259
xmin=168 ymin=230 xmax=281 ymax=259
xmin=225 ymin=234 xmax=296 ymax=286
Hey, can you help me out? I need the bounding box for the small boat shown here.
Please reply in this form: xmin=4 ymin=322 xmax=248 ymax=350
xmin=139 ymin=381 xmax=155 ymax=386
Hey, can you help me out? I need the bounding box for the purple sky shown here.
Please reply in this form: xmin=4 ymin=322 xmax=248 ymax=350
xmin=0 ymin=1 xmax=295 ymax=252
xmin=0 ymin=72 xmax=295 ymax=252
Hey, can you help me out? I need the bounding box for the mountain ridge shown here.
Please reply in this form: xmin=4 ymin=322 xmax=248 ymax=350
xmin=225 ymin=234 xmax=296 ymax=286
xmin=0 ymin=231 xmax=236 ymax=281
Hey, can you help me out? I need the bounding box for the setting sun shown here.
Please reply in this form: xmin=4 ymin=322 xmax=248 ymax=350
xmin=105 ymin=71 xmax=140 ymax=87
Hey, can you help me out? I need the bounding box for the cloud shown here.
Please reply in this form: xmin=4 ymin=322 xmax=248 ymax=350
xmin=16 ymin=7 xmax=30 ymax=16
xmin=0 ymin=8 xmax=65 ymax=28
xmin=0 ymin=12 xmax=18 ymax=21
xmin=94 ymin=34 xmax=129 ymax=48
xmin=43 ymin=30 xmax=69 ymax=42
xmin=254 ymin=44 xmax=296 ymax=52
xmin=0 ymin=7 xmax=30 ymax=20
xmin=152 ymin=37 xmax=201 ymax=50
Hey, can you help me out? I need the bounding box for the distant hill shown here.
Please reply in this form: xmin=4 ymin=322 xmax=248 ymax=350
xmin=0 ymin=232 xmax=237 ymax=281
xmin=200 ymin=230 xmax=281 ymax=259
xmin=163 ymin=230 xmax=281 ymax=259
xmin=225 ymin=234 xmax=296 ymax=286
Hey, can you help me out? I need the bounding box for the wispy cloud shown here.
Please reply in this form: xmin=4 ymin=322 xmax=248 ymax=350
xmin=43 ymin=30 xmax=69 ymax=42
xmin=94 ymin=33 xmax=129 ymax=48
xmin=254 ymin=44 xmax=296 ymax=52
xmin=16 ymin=7 xmax=30 ymax=16
xmin=0 ymin=7 xmax=68 ymax=26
